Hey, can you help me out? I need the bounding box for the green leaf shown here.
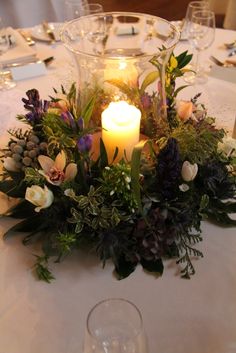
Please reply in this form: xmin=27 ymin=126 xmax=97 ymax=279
xmin=131 ymin=140 xmax=148 ymax=213
xmin=35 ymin=263 xmax=55 ymax=283
xmin=141 ymin=258 xmax=164 ymax=276
xmin=114 ymin=255 xmax=137 ymax=280
xmin=173 ymin=85 xmax=189 ymax=98
xmin=99 ymin=138 xmax=108 ymax=168
xmin=81 ymin=94 xmax=96 ymax=127
xmin=140 ymin=71 xmax=159 ymax=95
xmin=0 ymin=179 xmax=25 ymax=198
xmin=6 ymin=199 xmax=35 ymax=219
xmin=206 ymin=210 xmax=236 ymax=226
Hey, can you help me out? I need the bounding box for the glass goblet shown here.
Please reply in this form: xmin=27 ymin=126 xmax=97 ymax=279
xmin=185 ymin=9 xmax=215 ymax=84
xmin=81 ymin=3 xmax=104 ymax=15
xmin=0 ymin=20 xmax=16 ymax=90
xmin=183 ymin=0 xmax=209 ymax=37
xmin=83 ymin=298 xmax=148 ymax=353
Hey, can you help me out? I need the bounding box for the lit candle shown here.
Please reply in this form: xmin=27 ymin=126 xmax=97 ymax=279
xmin=101 ymin=101 xmax=141 ymax=163
xmin=104 ymin=59 xmax=138 ymax=88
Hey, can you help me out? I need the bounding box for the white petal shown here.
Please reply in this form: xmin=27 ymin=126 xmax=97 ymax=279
xmin=54 ymin=151 xmax=66 ymax=171
xmin=38 ymin=155 xmax=54 ymax=173
xmin=3 ymin=157 xmax=20 ymax=172
xmin=64 ymin=163 xmax=77 ymax=181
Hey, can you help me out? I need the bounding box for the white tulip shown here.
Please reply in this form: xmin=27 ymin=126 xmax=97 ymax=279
xmin=181 ymin=161 xmax=198 ymax=182
xmin=3 ymin=157 xmax=20 ymax=172
xmin=25 ymin=185 xmax=54 ymax=212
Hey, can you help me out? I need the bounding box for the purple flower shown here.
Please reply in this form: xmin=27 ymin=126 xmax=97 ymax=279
xmin=77 ymin=117 xmax=84 ymax=130
xmin=77 ymin=134 xmax=92 ymax=153
xmin=60 ymin=111 xmax=76 ymax=131
xmin=22 ymin=89 xmax=49 ymax=124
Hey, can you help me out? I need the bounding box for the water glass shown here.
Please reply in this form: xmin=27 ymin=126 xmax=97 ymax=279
xmin=65 ymin=0 xmax=103 ymax=20
xmin=82 ymin=3 xmax=104 ymax=15
xmin=183 ymin=1 xmax=209 ymax=36
xmin=186 ymin=9 xmax=215 ymax=84
xmin=83 ymin=298 xmax=148 ymax=353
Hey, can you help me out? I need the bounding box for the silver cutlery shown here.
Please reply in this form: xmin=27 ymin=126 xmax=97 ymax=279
xmin=209 ymin=55 xmax=236 ymax=68
xmin=228 ymin=47 xmax=236 ymax=57
xmin=18 ymin=29 xmax=35 ymax=46
xmin=42 ymin=22 xmax=56 ymax=44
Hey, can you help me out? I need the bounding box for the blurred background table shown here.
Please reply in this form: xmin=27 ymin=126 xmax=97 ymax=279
xmin=1 ymin=0 xmax=236 ymax=29
xmin=0 ymin=23 xmax=236 ymax=353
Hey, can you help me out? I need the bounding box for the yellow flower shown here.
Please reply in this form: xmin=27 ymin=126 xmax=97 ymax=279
xmin=169 ymin=55 xmax=178 ymax=72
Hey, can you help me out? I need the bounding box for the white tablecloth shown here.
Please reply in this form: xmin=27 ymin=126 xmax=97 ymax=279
xmin=0 ymin=27 xmax=236 ymax=353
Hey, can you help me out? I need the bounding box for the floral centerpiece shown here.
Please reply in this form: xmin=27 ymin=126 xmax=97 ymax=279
xmin=0 ymin=51 xmax=236 ymax=282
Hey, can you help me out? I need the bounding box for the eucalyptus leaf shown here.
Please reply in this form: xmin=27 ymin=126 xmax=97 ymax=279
xmin=140 ymin=71 xmax=159 ymax=95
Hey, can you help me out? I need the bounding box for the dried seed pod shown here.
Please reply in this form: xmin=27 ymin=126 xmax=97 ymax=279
xmin=22 ymin=156 xmax=32 ymax=166
xmin=12 ymin=153 xmax=22 ymax=162
xmin=13 ymin=145 xmax=23 ymax=154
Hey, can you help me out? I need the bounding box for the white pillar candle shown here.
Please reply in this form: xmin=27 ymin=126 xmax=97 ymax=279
xmin=101 ymin=101 xmax=141 ymax=163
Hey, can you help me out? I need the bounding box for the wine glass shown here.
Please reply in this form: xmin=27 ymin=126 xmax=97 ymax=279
xmin=183 ymin=1 xmax=209 ymax=37
xmin=185 ymin=9 xmax=215 ymax=84
xmin=83 ymin=298 xmax=148 ymax=353
xmin=81 ymin=3 xmax=104 ymax=16
xmin=0 ymin=19 xmax=16 ymax=90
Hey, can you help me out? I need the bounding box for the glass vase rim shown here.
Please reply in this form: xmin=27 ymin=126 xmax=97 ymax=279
xmin=61 ymin=11 xmax=180 ymax=60
xmin=86 ymin=297 xmax=144 ymax=340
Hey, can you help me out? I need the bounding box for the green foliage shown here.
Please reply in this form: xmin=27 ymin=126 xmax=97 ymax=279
xmin=24 ymin=167 xmax=44 ymax=186
xmin=42 ymin=113 xmax=76 ymax=157
xmin=67 ymin=186 xmax=131 ymax=235
xmin=34 ymin=255 xmax=55 ymax=283
xmin=171 ymin=121 xmax=225 ymax=164
xmin=100 ymin=162 xmax=137 ymax=213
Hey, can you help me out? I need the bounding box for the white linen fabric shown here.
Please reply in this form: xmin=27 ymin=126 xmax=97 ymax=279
xmin=0 ymin=27 xmax=36 ymax=65
xmin=0 ymin=27 xmax=236 ymax=353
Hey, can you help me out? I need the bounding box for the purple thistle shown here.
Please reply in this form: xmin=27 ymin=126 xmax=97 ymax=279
xmin=77 ymin=134 xmax=92 ymax=153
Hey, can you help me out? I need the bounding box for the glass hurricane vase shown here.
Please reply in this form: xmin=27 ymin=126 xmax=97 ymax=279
xmin=61 ymin=12 xmax=180 ymax=138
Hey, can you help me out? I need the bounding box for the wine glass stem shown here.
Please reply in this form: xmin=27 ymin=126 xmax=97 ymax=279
xmin=194 ymin=49 xmax=201 ymax=75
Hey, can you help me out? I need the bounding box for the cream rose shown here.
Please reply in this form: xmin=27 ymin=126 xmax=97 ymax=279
xmin=3 ymin=157 xmax=20 ymax=172
xmin=176 ymin=100 xmax=193 ymax=122
xmin=25 ymin=185 xmax=54 ymax=212
xmin=181 ymin=161 xmax=198 ymax=182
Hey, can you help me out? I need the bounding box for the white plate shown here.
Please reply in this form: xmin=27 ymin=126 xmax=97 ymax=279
xmin=29 ymin=22 xmax=62 ymax=42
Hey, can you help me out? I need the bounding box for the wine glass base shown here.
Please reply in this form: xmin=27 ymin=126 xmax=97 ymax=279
xmin=184 ymin=71 xmax=208 ymax=85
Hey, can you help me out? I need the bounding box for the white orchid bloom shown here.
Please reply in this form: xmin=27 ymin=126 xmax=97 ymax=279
xmin=181 ymin=161 xmax=198 ymax=182
xmin=38 ymin=151 xmax=77 ymax=186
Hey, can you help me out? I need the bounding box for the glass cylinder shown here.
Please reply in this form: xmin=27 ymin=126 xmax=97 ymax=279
xmin=83 ymin=298 xmax=148 ymax=353
xmin=61 ymin=12 xmax=180 ymax=136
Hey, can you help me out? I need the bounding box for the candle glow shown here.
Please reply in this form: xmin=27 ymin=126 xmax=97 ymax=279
xmin=101 ymin=101 xmax=141 ymax=163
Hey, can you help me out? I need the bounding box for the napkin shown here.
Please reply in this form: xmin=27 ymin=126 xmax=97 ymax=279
xmin=0 ymin=27 xmax=36 ymax=66
xmin=209 ymin=65 xmax=236 ymax=84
